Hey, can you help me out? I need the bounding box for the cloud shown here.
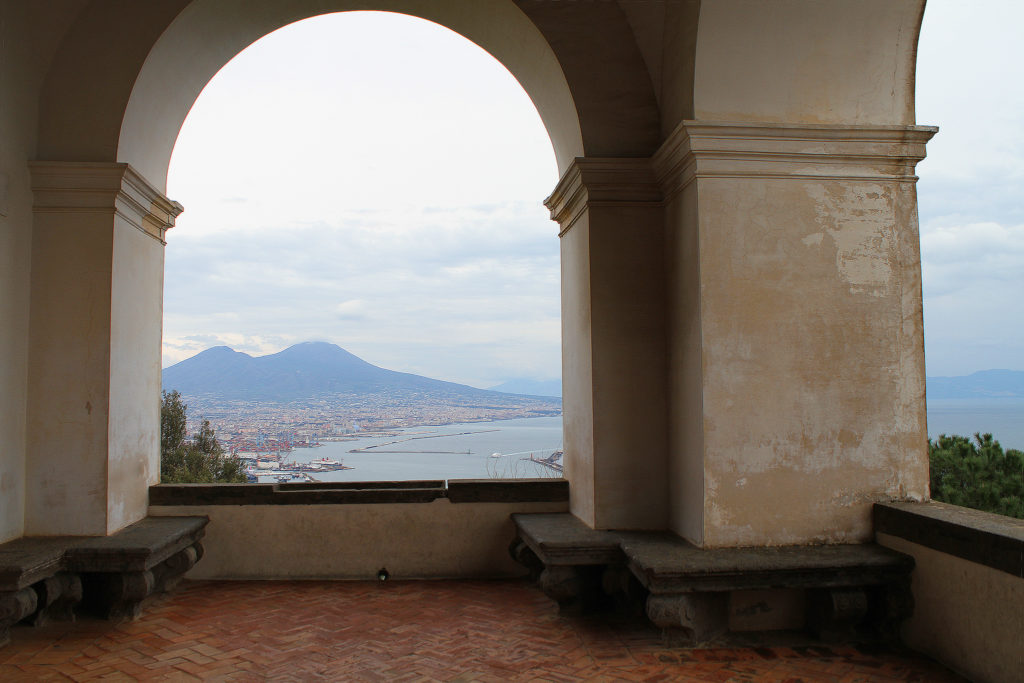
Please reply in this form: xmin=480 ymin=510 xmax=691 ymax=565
xmin=162 ymin=200 xmax=561 ymax=385
xmin=920 ymin=220 xmax=1024 ymax=375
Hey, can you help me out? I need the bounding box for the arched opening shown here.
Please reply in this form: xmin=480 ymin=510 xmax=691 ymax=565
xmin=116 ymin=1 xmax=584 ymax=190
xmin=162 ymin=11 xmax=563 ymax=481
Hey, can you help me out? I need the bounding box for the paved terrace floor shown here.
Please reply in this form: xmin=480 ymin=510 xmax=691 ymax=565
xmin=1 ymin=579 xmax=964 ymax=682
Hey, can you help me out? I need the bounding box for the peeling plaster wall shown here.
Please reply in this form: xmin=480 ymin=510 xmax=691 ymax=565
xmin=149 ymin=500 xmax=569 ymax=579
xmin=697 ymin=176 xmax=928 ymax=546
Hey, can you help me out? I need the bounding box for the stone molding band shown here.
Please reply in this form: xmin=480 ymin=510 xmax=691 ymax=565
xmin=546 ymin=121 xmax=939 ymax=235
xmin=29 ymin=161 xmax=183 ymax=244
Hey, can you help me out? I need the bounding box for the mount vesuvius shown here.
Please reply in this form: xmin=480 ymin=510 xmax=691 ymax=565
xmin=162 ymin=342 xmax=561 ymax=408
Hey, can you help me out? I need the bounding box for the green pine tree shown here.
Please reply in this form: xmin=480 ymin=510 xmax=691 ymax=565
xmin=929 ymin=433 xmax=1024 ymax=519
xmin=160 ymin=390 xmax=247 ymax=483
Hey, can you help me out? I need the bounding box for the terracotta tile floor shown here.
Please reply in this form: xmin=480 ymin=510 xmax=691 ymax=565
xmin=0 ymin=580 xmax=965 ymax=682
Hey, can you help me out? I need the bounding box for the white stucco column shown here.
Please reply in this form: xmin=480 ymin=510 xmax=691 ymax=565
xmin=656 ymin=121 xmax=937 ymax=547
xmin=546 ymin=159 xmax=669 ymax=530
xmin=26 ymin=162 xmax=181 ymax=536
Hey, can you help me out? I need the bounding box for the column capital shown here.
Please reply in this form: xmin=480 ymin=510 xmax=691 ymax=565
xmin=29 ymin=162 xmax=183 ymax=243
xmin=652 ymin=121 xmax=939 ymax=199
xmin=544 ymin=158 xmax=660 ymax=236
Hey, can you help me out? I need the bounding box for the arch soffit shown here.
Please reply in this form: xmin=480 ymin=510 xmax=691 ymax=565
xmin=691 ymin=0 xmax=925 ymax=126
xmin=115 ymin=0 xmax=611 ymax=189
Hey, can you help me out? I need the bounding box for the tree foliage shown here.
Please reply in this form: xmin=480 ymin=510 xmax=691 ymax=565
xmin=929 ymin=433 xmax=1024 ymax=519
xmin=161 ymin=390 xmax=247 ymax=483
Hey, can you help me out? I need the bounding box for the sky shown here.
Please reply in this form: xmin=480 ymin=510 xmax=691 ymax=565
xmin=164 ymin=3 xmax=1024 ymax=387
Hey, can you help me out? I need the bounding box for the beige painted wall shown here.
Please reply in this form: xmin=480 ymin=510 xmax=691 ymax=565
xmin=560 ymin=211 xmax=596 ymax=527
xmin=664 ymin=182 xmax=705 ymax=545
xmin=549 ymin=161 xmax=668 ymax=531
xmin=25 ymin=204 xmax=114 ymax=536
xmin=0 ymin=5 xmax=35 ymax=543
xmin=25 ymin=163 xmax=178 ymax=536
xmin=878 ymin=533 xmax=1024 ymax=683
xmin=0 ymin=1 xmax=94 ymax=542
xmin=108 ymin=217 xmax=166 ymax=530
xmin=149 ymin=500 xmax=568 ymax=579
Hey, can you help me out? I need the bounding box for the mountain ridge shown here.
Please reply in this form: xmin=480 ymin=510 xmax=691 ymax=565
xmin=926 ymin=369 xmax=1024 ymax=399
xmin=162 ymin=342 xmax=561 ymax=405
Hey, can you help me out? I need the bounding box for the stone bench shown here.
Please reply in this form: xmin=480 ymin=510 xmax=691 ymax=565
xmin=511 ymin=513 xmax=914 ymax=644
xmin=0 ymin=516 xmax=208 ymax=646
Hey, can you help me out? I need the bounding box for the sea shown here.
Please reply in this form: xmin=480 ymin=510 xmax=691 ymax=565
xmin=257 ymin=399 xmax=1024 ymax=482
xmin=259 ymin=415 xmax=565 ymax=483
xmin=925 ymin=398 xmax=1024 ymax=450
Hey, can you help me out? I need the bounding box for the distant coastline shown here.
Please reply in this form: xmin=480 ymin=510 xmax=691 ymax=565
xmin=926 ymin=369 xmax=1024 ymax=399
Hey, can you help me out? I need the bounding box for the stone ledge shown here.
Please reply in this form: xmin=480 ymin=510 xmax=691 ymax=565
xmin=151 ymin=479 xmax=568 ymax=506
xmin=448 ymin=479 xmax=568 ymax=504
xmin=873 ymin=501 xmax=1024 ymax=578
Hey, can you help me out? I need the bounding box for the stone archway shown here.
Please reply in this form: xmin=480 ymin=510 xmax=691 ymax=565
xmin=20 ymin=0 xmax=933 ymax=548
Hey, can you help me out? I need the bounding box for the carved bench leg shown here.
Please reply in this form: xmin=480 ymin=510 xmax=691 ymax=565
xmin=0 ymin=588 xmax=38 ymax=647
xmin=152 ymin=544 xmax=200 ymax=594
xmin=646 ymin=593 xmax=728 ymax=645
xmin=26 ymin=573 xmax=82 ymax=627
xmin=508 ymin=538 xmax=543 ymax=582
xmin=807 ymin=587 xmax=869 ymax=641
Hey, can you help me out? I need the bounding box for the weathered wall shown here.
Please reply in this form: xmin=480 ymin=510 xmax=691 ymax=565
xmin=697 ymin=169 xmax=928 ymax=546
xmin=655 ymin=123 xmax=933 ymax=547
xmin=149 ymin=500 xmax=568 ymax=579
xmin=878 ymin=533 xmax=1024 ymax=683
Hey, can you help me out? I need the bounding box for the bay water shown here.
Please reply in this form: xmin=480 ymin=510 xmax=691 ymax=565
xmin=266 ymin=415 xmax=564 ymax=482
xmin=260 ymin=400 xmax=1024 ymax=482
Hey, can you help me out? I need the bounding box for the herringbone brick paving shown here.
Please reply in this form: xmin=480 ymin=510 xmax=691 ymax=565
xmin=0 ymin=579 xmax=965 ymax=682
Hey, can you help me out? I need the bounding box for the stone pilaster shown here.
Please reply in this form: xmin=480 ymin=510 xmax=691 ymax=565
xmin=546 ymin=159 xmax=668 ymax=530
xmin=26 ymin=162 xmax=181 ymax=536
xmin=653 ymin=122 xmax=937 ymax=547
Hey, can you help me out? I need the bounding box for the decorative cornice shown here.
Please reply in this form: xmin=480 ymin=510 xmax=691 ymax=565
xmin=652 ymin=121 xmax=939 ymax=199
xmin=544 ymin=158 xmax=660 ymax=237
xmin=29 ymin=162 xmax=183 ymax=243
